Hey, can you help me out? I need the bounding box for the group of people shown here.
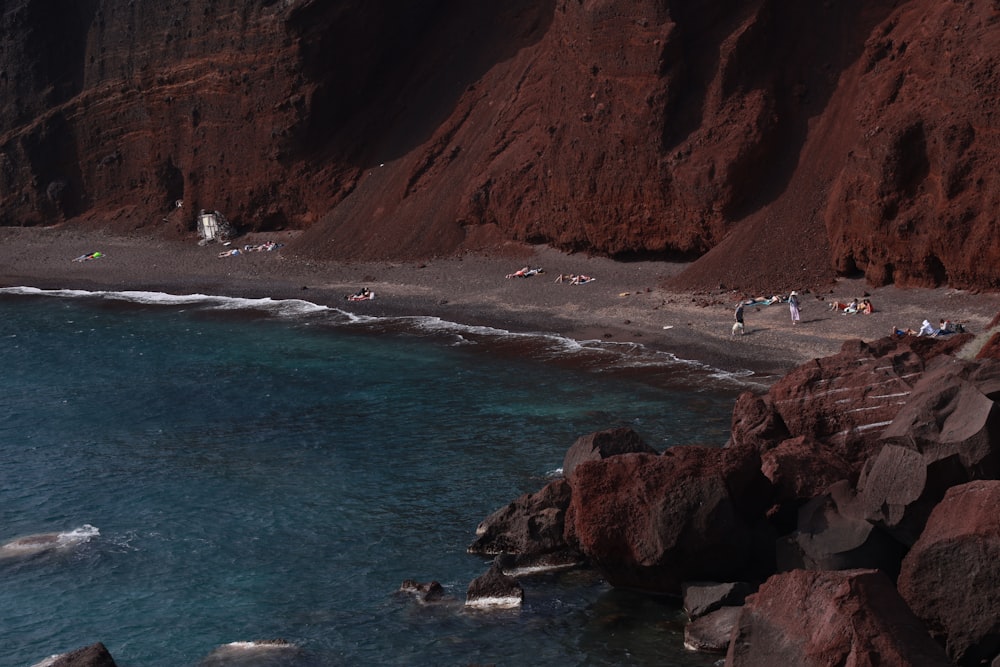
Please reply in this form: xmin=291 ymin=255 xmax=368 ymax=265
xmin=554 ymin=273 xmax=595 ymax=285
xmin=218 ymin=241 xmax=284 ymax=258
xmin=894 ymin=319 xmax=964 ymax=337
xmin=733 ymin=291 xmax=801 ymax=335
xmin=829 ymin=297 xmax=873 ymax=314
xmin=504 ymin=266 xmax=595 ymax=284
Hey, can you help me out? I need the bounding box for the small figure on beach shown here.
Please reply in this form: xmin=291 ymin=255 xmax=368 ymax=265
xmin=732 ymin=302 xmax=745 ymax=336
xmin=346 ymin=287 xmax=375 ymax=302
xmin=506 ymin=267 xmax=543 ymax=279
xmin=72 ymin=251 xmax=103 ymax=262
xmin=788 ymin=291 xmax=801 ymax=324
xmin=570 ymin=274 xmax=594 ymax=285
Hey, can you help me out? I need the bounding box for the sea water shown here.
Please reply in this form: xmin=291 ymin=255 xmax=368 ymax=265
xmin=0 ymin=288 xmax=745 ymax=667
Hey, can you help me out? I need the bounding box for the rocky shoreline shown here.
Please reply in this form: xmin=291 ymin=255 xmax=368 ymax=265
xmin=469 ymin=333 xmax=1000 ymax=665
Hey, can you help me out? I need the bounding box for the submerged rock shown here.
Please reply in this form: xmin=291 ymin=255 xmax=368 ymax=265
xmin=31 ymin=643 xmax=117 ymax=667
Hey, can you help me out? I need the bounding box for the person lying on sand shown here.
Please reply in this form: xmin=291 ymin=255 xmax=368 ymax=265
xmin=346 ymin=287 xmax=375 ymax=301
xmin=506 ymin=267 xmax=544 ymax=279
xmin=72 ymin=251 xmax=104 ymax=262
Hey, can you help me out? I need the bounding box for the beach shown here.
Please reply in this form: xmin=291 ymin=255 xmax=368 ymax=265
xmin=3 ymin=225 xmax=1000 ymax=383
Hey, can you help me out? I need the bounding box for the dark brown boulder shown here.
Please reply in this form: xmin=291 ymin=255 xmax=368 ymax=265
xmin=682 ymin=581 xmax=754 ymax=620
xmin=898 ymin=480 xmax=1000 ymax=666
xmin=467 ymin=478 xmax=583 ymax=570
xmin=881 ymin=356 xmax=1000 ymax=478
xmin=684 ymin=606 xmax=741 ymax=654
xmin=465 ymin=563 xmax=523 ymax=609
xmin=775 ymin=480 xmax=906 ymax=578
xmin=561 ymin=427 xmax=657 ymax=478
xmin=728 ymin=393 xmax=790 ymax=452
xmin=727 ymin=569 xmax=950 ymax=666
xmin=46 ymin=643 xmax=118 ymax=667
xmin=759 ymin=435 xmax=854 ymax=512
xmin=566 ymin=447 xmax=773 ymax=595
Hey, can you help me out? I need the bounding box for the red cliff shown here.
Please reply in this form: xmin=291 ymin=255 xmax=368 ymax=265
xmin=2 ymin=1 xmax=999 ymax=292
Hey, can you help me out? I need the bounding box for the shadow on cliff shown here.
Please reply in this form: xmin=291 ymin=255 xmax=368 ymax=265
xmin=287 ymin=0 xmax=555 ymax=169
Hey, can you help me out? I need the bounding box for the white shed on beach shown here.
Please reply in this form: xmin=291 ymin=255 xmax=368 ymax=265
xmin=197 ymin=210 xmax=234 ymax=244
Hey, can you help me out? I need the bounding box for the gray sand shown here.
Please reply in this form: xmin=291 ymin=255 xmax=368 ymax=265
xmin=3 ymin=226 xmax=999 ymax=383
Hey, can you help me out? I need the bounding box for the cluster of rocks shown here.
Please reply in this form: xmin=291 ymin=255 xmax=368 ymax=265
xmin=468 ymin=333 xmax=1000 ymax=665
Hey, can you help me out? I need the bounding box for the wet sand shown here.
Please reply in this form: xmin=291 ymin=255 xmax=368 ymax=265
xmin=3 ymin=226 xmax=999 ymax=384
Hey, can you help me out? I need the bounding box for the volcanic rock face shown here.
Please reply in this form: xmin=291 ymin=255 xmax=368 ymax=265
xmin=727 ymin=569 xmax=951 ymax=667
xmin=3 ymin=1 xmax=1000 ymax=291
xmin=898 ymin=481 xmax=1000 ymax=665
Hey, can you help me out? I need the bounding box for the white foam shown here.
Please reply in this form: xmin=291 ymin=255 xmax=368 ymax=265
xmin=0 ymin=524 xmax=99 ymax=559
xmin=464 ymin=595 xmax=523 ymax=609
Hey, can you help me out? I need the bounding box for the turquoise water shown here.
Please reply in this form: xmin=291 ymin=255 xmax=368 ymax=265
xmin=0 ymin=289 xmax=741 ymax=666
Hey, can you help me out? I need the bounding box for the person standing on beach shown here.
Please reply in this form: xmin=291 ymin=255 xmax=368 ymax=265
xmin=733 ymin=302 xmax=745 ymax=335
xmin=789 ymin=291 xmax=801 ymax=324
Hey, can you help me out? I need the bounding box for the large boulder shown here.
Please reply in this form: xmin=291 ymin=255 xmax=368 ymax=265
xmin=898 ymin=480 xmax=1000 ymax=666
xmin=881 ymin=356 xmax=1000 ymax=475
xmin=727 ymin=569 xmax=950 ymax=666
xmin=566 ymin=446 xmax=773 ymax=594
xmin=758 ymin=435 xmax=854 ymax=529
xmin=561 ymin=427 xmax=658 ymax=478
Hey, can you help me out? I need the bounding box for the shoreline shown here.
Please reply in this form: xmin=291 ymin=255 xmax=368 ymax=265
xmin=3 ymin=226 xmax=1000 ymax=385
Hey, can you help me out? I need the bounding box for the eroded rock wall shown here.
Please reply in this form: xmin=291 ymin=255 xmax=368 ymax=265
xmin=2 ymin=0 xmax=999 ymax=290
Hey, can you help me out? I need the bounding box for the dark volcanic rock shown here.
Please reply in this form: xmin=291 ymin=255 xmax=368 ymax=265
xmin=567 ymin=447 xmax=773 ymax=595
xmin=682 ymin=581 xmax=754 ymax=620
xmin=398 ymin=580 xmax=447 ymax=604
xmin=45 ymin=642 xmax=117 ymax=667
xmin=467 ymin=477 xmax=582 ymax=569
xmin=561 ymin=427 xmax=657 ymax=478
xmin=465 ymin=563 xmax=523 ymax=609
xmin=727 ymin=569 xmax=951 ymax=667
xmin=898 ymin=481 xmax=1000 ymax=666
xmin=775 ymin=480 xmax=906 ymax=578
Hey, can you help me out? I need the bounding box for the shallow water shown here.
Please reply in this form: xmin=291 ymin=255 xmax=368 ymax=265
xmin=0 ymin=289 xmax=741 ymax=666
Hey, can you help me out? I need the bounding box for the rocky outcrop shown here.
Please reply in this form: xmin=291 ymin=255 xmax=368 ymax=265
xmin=466 ymin=477 xmax=582 ymax=572
xmin=726 ymin=569 xmax=951 ymax=666
xmin=898 ymin=481 xmax=1000 ymax=666
xmin=3 ymin=2 xmax=1000 ymax=292
xmin=465 ymin=563 xmax=523 ymax=609
xmin=470 ymin=333 xmax=1000 ymax=661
